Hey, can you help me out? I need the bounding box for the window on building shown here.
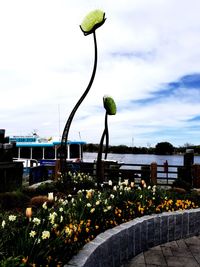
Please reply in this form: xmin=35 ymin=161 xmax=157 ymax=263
xmin=32 ymin=147 xmax=43 ymax=160
xmin=44 ymin=147 xmax=55 ymax=159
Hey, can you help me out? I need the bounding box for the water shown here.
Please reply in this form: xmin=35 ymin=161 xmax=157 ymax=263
xmin=83 ymin=152 xmax=200 ymax=166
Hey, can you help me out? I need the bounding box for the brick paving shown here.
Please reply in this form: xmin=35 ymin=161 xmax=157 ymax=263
xmin=121 ymin=235 xmax=200 ymax=267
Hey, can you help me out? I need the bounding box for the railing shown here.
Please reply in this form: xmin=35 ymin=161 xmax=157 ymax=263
xmin=28 ymin=160 xmax=200 ymax=188
xmin=106 ymin=162 xmax=180 ymax=186
xmin=69 ymin=161 xmax=181 ymax=187
xmin=156 ymin=164 xmax=180 ymax=185
xmin=119 ymin=163 xmax=179 ymax=186
xmin=71 ymin=161 xmax=200 ymax=187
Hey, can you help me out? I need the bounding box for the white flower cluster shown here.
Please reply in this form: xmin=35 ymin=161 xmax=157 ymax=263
xmin=33 ymin=217 xmax=41 ymax=226
xmin=41 ymin=230 xmax=50 ymax=240
xmin=8 ymin=215 xmax=16 ymax=221
xmin=49 ymin=212 xmax=57 ymax=225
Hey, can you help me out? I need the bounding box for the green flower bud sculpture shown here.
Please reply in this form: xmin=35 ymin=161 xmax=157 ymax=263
xmin=96 ymin=96 xmax=117 ymax=185
xmin=60 ymin=10 xmax=106 ymax=175
xmin=103 ymin=95 xmax=117 ymax=115
xmin=80 ymin=10 xmax=106 ymax=36
xmin=102 ymin=95 xmax=117 ymax=159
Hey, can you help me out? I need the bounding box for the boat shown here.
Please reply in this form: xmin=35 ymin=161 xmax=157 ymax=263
xmin=9 ymin=135 xmax=86 ymax=172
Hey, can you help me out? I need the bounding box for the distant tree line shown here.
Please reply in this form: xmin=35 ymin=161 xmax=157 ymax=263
xmin=83 ymin=141 xmax=200 ymax=155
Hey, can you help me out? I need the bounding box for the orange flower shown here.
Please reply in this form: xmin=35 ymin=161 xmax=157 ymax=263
xmin=86 ymin=220 xmax=91 ymax=227
xmin=22 ymin=256 xmax=28 ymax=263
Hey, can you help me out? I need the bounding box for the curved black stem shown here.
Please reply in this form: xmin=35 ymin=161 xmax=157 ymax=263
xmin=60 ymin=31 xmax=98 ymax=173
xmin=104 ymin=112 xmax=109 ymax=160
xmin=96 ymin=129 xmax=106 ymax=185
xmin=96 ymin=112 xmax=109 ymax=185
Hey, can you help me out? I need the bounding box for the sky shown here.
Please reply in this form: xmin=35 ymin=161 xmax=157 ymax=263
xmin=1 ymin=0 xmax=200 ymax=148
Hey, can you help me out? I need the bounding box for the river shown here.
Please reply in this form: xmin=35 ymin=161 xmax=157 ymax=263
xmin=83 ymin=152 xmax=200 ymax=166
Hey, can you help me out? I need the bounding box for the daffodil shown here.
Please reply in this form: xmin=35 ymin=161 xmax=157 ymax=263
xmin=41 ymin=230 xmax=50 ymax=240
xmin=1 ymin=220 xmax=5 ymax=228
xmin=96 ymin=200 xmax=100 ymax=205
xmin=42 ymin=202 xmax=47 ymax=210
xmin=65 ymin=226 xmax=72 ymax=236
xmin=49 ymin=212 xmax=57 ymax=225
xmin=8 ymin=215 xmax=16 ymax=221
xmin=33 ymin=217 xmax=41 ymax=226
xmin=29 ymin=230 xmax=37 ymax=238
xmin=90 ymin=208 xmax=95 ymax=213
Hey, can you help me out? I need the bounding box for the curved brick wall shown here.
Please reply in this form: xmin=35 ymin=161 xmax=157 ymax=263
xmin=64 ymin=208 xmax=200 ymax=267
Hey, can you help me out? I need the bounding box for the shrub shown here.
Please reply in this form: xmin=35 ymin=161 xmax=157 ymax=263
xmin=0 ymin=191 xmax=30 ymax=211
xmin=172 ymin=178 xmax=192 ymax=191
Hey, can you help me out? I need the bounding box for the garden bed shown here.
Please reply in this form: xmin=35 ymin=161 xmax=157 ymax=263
xmin=0 ymin=172 xmax=200 ymax=266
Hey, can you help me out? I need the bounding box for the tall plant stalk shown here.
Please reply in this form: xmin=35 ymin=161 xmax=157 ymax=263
xmin=60 ymin=31 xmax=98 ymax=173
xmin=96 ymin=112 xmax=109 ymax=184
xmin=96 ymin=96 xmax=117 ymax=185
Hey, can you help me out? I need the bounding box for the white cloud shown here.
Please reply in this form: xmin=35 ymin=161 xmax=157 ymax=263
xmin=1 ymin=0 xmax=200 ymax=147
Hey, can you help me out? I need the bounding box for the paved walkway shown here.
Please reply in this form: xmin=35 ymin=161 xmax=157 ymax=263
xmin=121 ymin=235 xmax=200 ymax=267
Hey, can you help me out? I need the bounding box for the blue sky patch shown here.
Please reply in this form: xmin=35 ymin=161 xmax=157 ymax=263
xmin=168 ymin=73 xmax=200 ymax=89
xmin=187 ymin=115 xmax=200 ymax=122
xmin=130 ymin=73 xmax=200 ymax=106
